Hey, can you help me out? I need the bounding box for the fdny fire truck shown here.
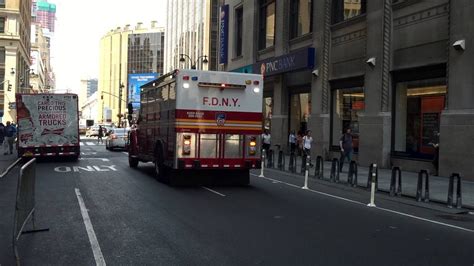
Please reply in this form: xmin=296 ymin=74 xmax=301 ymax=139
xmin=128 ymin=69 xmax=263 ymax=184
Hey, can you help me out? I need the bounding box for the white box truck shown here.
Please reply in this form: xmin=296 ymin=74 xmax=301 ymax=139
xmin=16 ymin=93 xmax=80 ymax=159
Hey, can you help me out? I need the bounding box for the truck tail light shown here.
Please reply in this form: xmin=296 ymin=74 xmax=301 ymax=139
xmin=183 ymin=135 xmax=191 ymax=155
xmin=249 ymin=137 xmax=257 ymax=155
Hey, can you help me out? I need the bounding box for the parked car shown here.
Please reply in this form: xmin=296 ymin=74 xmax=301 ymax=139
xmin=105 ymin=128 xmax=129 ymax=150
xmin=79 ymin=124 xmax=87 ymax=134
xmin=86 ymin=125 xmax=114 ymax=138
xmin=85 ymin=126 xmax=99 ymax=137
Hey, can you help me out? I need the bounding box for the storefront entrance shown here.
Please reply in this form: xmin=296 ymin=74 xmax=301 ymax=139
xmin=393 ymin=78 xmax=446 ymax=159
xmin=289 ymin=92 xmax=311 ymax=135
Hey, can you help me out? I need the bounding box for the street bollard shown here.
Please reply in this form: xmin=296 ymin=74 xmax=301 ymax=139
xmin=416 ymin=170 xmax=430 ymax=202
xmin=447 ymin=173 xmax=462 ymax=209
xmin=367 ymin=171 xmax=377 ymax=207
xmin=315 ymin=156 xmax=324 ymax=179
xmin=259 ymin=149 xmax=265 ymax=178
xmin=277 ymin=150 xmax=284 ymax=170
xmin=302 ymin=155 xmax=310 ymax=190
xmin=390 ymin=167 xmax=402 ymax=197
xmin=267 ymin=149 xmax=274 ymax=168
xmin=301 ymin=154 xmax=307 ymax=174
xmin=367 ymin=163 xmax=379 ymax=190
xmin=347 ymin=161 xmax=358 ymax=187
xmin=330 ymin=158 xmax=340 ymax=183
xmin=289 ymin=152 xmax=296 ymax=173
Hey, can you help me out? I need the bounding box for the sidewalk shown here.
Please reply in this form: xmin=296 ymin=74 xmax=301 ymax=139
xmin=265 ymin=153 xmax=474 ymax=209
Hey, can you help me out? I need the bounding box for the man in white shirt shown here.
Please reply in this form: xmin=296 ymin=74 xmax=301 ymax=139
xmin=303 ymin=130 xmax=314 ymax=167
xmin=261 ymin=129 xmax=271 ymax=156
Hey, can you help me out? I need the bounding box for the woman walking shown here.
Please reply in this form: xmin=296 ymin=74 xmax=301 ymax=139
xmin=98 ymin=125 xmax=104 ymax=144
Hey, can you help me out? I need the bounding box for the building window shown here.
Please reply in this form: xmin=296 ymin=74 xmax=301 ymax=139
xmin=332 ymin=0 xmax=366 ymax=24
xmin=0 ymin=17 xmax=5 ymax=33
xmin=393 ymin=79 xmax=446 ymax=159
xmin=0 ymin=0 xmax=4 ymax=8
xmin=290 ymin=92 xmax=311 ymax=136
xmin=290 ymin=0 xmax=313 ymax=39
xmin=258 ymin=0 xmax=275 ymax=50
xmin=331 ymin=87 xmax=365 ymax=152
xmin=235 ymin=6 xmax=243 ymax=57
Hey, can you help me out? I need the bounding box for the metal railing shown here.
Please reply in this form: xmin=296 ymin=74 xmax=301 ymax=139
xmin=0 ymin=158 xmax=49 ymax=265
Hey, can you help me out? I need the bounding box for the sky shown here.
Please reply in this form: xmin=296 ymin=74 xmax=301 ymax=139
xmin=51 ymin=0 xmax=167 ymax=94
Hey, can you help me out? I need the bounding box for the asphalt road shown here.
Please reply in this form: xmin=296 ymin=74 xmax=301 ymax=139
xmin=1 ymin=138 xmax=473 ymax=265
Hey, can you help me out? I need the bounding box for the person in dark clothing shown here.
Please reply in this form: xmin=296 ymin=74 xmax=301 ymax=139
xmin=4 ymin=121 xmax=16 ymax=155
xmin=339 ymin=128 xmax=353 ymax=172
xmin=430 ymin=131 xmax=440 ymax=175
xmin=0 ymin=123 xmax=5 ymax=151
xmin=98 ymin=126 xmax=104 ymax=144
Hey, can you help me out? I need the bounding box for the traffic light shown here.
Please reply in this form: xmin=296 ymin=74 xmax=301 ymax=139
xmin=119 ymin=88 xmax=123 ymax=98
xmin=7 ymin=84 xmax=11 ymax=91
xmin=101 ymin=94 xmax=103 ymax=100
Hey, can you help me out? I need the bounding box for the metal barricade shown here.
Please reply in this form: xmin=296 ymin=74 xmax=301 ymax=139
xmin=9 ymin=158 xmax=49 ymax=265
xmin=330 ymin=158 xmax=340 ymax=183
xmin=447 ymin=173 xmax=462 ymax=209
xmin=315 ymin=156 xmax=324 ymax=179
xmin=416 ymin=169 xmax=430 ymax=202
xmin=347 ymin=161 xmax=358 ymax=187
xmin=390 ymin=167 xmax=402 ymax=197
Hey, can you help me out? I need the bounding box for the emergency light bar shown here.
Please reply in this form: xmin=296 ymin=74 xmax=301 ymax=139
xmin=198 ymin=82 xmax=247 ymax=89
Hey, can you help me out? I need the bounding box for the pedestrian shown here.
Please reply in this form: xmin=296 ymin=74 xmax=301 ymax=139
xmin=297 ymin=131 xmax=303 ymax=156
xmin=302 ymin=130 xmax=314 ymax=167
xmin=339 ymin=128 xmax=354 ymax=172
xmin=261 ymin=129 xmax=271 ymax=157
xmin=98 ymin=125 xmax=104 ymax=144
xmin=429 ymin=131 xmax=440 ymax=175
xmin=4 ymin=121 xmax=16 ymax=155
xmin=289 ymin=130 xmax=296 ymax=154
xmin=0 ymin=123 xmax=5 ymax=153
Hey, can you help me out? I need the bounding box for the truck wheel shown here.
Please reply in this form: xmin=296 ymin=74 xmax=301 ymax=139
xmin=129 ymin=155 xmax=139 ymax=168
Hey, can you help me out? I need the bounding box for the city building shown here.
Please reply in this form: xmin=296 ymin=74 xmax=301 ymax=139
xmin=81 ymin=91 xmax=98 ymax=121
xmin=0 ymin=0 xmax=32 ymax=123
xmin=32 ymin=0 xmax=56 ymax=33
xmin=98 ymin=22 xmax=164 ymax=125
xmin=221 ymin=0 xmax=474 ymax=179
xmin=79 ymin=78 xmax=98 ymax=112
xmin=164 ymin=0 xmax=219 ymax=72
xmin=30 ymin=22 xmax=53 ymax=93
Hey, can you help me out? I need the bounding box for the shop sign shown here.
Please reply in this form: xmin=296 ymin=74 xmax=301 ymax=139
xmin=253 ymin=48 xmax=315 ymax=76
xmin=231 ymin=64 xmax=253 ymax=73
xmin=219 ymin=5 xmax=229 ymax=64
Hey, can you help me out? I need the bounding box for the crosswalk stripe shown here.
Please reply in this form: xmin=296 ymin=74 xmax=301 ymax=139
xmin=80 ymin=142 xmax=84 ymax=146
xmin=86 ymin=142 xmax=96 ymax=146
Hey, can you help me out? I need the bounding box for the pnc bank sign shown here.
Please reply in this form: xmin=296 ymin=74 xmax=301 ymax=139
xmin=253 ymin=48 xmax=315 ymax=77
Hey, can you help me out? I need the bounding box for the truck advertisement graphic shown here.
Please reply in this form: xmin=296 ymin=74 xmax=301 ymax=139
xmin=16 ymin=94 xmax=80 ymax=158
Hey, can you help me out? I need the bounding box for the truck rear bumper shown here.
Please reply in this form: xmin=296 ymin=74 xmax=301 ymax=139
xmin=176 ymin=159 xmax=261 ymax=170
xmin=19 ymin=145 xmax=80 ymax=157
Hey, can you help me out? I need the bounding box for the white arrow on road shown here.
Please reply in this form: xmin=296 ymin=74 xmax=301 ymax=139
xmin=79 ymin=158 xmax=110 ymax=162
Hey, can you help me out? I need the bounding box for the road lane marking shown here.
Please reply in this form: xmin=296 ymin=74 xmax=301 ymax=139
xmin=80 ymin=158 xmax=110 ymax=162
xmin=122 ymin=152 xmax=128 ymax=155
xmin=55 ymin=165 xmax=118 ymax=173
xmin=202 ymin=186 xmax=226 ymax=197
xmin=86 ymin=142 xmax=96 ymax=146
xmin=75 ymin=188 xmax=106 ymax=266
xmin=251 ymin=174 xmax=474 ymax=233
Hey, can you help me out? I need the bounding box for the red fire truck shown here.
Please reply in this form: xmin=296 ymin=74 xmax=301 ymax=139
xmin=128 ymin=69 xmax=263 ymax=184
